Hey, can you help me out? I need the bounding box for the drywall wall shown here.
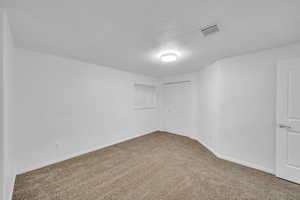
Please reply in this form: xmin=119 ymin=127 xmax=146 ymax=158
xmin=159 ymin=66 xmax=220 ymax=152
xmin=194 ymin=64 xmax=220 ymax=150
xmin=0 ymin=10 xmax=15 ymax=200
xmin=9 ymin=48 xmax=159 ymax=176
xmin=216 ymin=42 xmax=300 ymax=173
xmin=0 ymin=9 xmax=4 ymax=200
xmin=2 ymin=11 xmax=15 ymax=200
xmin=160 ymin=42 xmax=300 ymax=174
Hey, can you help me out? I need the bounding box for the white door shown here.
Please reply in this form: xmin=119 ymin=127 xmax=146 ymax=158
xmin=276 ymin=58 xmax=300 ymax=184
xmin=162 ymin=81 xmax=193 ymax=137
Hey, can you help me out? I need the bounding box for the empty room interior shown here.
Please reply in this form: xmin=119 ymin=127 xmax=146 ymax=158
xmin=1 ymin=0 xmax=300 ymax=199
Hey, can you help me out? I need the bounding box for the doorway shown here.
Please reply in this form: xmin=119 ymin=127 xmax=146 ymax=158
xmin=162 ymin=81 xmax=193 ymax=137
xmin=276 ymin=58 xmax=300 ymax=184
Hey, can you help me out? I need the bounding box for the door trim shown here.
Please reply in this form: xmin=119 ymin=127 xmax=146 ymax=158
xmin=275 ymin=58 xmax=300 ymax=184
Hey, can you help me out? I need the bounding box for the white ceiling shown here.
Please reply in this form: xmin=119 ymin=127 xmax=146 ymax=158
xmin=5 ymin=0 xmax=300 ymax=77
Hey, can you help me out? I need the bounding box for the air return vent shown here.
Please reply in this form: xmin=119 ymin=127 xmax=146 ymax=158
xmin=201 ymin=24 xmax=219 ymax=36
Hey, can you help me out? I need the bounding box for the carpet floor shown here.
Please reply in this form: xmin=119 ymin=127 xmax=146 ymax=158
xmin=13 ymin=132 xmax=300 ymax=200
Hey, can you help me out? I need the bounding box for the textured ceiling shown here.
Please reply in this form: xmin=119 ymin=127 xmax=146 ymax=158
xmin=5 ymin=0 xmax=300 ymax=77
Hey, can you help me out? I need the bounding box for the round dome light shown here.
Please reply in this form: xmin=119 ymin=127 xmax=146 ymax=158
xmin=160 ymin=53 xmax=178 ymax=63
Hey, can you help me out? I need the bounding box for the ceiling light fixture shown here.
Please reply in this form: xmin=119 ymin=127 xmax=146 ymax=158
xmin=160 ymin=53 xmax=178 ymax=63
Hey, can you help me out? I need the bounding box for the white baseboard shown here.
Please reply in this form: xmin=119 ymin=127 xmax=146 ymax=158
xmin=17 ymin=131 xmax=158 ymax=175
xmin=193 ymin=136 xmax=274 ymax=175
xmin=216 ymin=153 xmax=274 ymax=175
xmin=190 ymin=136 xmax=217 ymax=155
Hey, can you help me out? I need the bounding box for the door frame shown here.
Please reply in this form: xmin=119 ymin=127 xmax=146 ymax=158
xmin=276 ymin=58 xmax=300 ymax=184
xmin=161 ymin=80 xmax=194 ymax=137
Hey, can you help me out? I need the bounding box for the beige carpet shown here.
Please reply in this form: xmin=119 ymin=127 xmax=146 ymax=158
xmin=13 ymin=132 xmax=300 ymax=200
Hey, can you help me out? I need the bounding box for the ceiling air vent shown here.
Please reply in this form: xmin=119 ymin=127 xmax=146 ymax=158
xmin=201 ymin=24 xmax=219 ymax=36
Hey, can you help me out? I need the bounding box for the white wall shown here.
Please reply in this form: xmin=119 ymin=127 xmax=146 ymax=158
xmin=194 ymin=64 xmax=220 ymax=150
xmin=160 ymin=42 xmax=300 ymax=174
xmin=8 ymin=48 xmax=159 ymax=176
xmin=160 ymin=66 xmax=220 ymax=153
xmin=3 ymin=11 xmax=15 ymax=200
xmin=216 ymin=43 xmax=300 ymax=173
xmin=0 ymin=10 xmax=15 ymax=200
xmin=0 ymin=9 xmax=4 ymax=200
